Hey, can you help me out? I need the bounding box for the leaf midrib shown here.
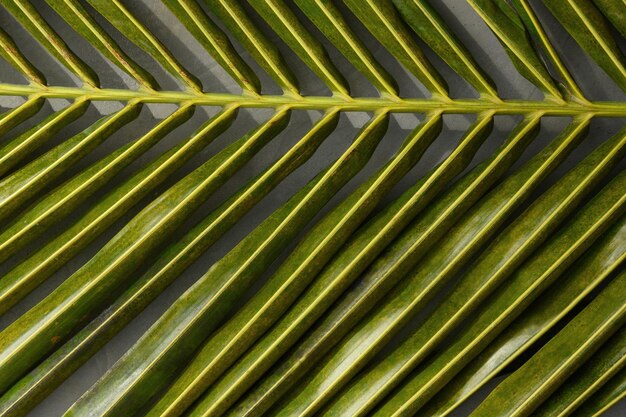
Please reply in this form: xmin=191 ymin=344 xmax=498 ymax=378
xmin=2 ymin=84 xmax=626 ymax=116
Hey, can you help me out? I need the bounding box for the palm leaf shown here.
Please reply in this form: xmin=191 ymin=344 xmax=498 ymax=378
xmin=472 ymin=269 xmax=626 ymax=416
xmin=422 ymin=212 xmax=626 ymax=416
xmin=0 ymin=1 xmax=624 ymax=417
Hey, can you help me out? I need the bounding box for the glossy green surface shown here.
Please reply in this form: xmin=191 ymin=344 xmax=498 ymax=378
xmin=293 ymin=0 xmax=398 ymax=97
xmin=162 ymin=0 xmax=260 ymax=94
xmin=319 ymin=127 xmax=626 ymax=416
xmin=422 ymin=212 xmax=626 ymax=416
xmin=65 ymin=113 xmax=389 ymax=416
xmin=0 ymin=0 xmax=624 ymax=416
xmin=44 ymin=0 xmax=158 ymax=90
xmin=0 ymin=105 xmax=194 ymax=267
xmin=592 ymin=0 xmax=626 ymax=38
xmin=225 ymin=115 xmax=539 ymax=417
xmin=0 ymin=98 xmax=44 ymax=141
xmin=0 ymin=100 xmax=88 ymax=177
xmin=573 ymin=367 xmax=626 ymax=417
xmin=343 ymin=0 xmax=448 ymax=97
xmin=472 ymin=270 xmax=626 ymax=416
xmin=247 ymin=0 xmax=349 ymax=97
xmin=534 ymin=326 xmax=626 ymax=416
xmin=85 ymin=0 xmax=201 ymax=92
xmin=0 ymin=107 xmax=244 ymax=393
xmin=0 ymin=108 xmax=237 ymax=320
xmin=203 ymin=0 xmax=299 ymax=95
xmin=468 ymin=0 xmax=561 ymax=99
xmin=0 ymin=110 xmax=340 ymax=417
xmin=541 ymin=0 xmax=626 ymax=92
xmin=0 ymin=0 xmax=99 ymax=87
xmin=149 ymin=112 xmax=449 ymax=417
xmin=393 ymin=0 xmax=497 ymax=97
xmin=0 ymin=28 xmax=45 ymax=86
xmin=254 ymin=118 xmax=585 ymax=416
xmin=0 ymin=104 xmax=140 ymax=222
xmin=376 ymin=171 xmax=626 ymax=416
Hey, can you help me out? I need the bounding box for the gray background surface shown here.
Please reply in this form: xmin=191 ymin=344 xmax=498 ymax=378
xmin=0 ymin=0 xmax=625 ymax=415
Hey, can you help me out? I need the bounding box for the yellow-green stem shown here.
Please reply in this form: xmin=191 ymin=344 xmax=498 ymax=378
xmin=2 ymin=84 xmax=626 ymax=116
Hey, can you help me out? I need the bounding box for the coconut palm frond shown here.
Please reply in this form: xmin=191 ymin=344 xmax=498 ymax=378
xmin=0 ymin=1 xmax=624 ymax=416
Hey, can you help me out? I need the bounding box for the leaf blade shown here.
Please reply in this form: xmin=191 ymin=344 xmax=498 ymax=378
xmin=343 ymin=0 xmax=449 ymax=98
xmin=0 ymin=110 xmax=340 ymax=416
xmin=148 ymin=112 xmax=447 ymax=417
xmin=0 ymin=99 xmax=88 ymax=177
xmin=0 ymin=106 xmax=245 ymax=394
xmin=320 ymin=124 xmax=626 ymax=417
xmin=162 ymin=0 xmax=262 ymax=94
xmin=86 ymin=0 xmax=203 ymax=92
xmin=0 ymin=0 xmax=99 ymax=87
xmin=542 ymin=0 xmax=626 ymax=92
xmin=248 ymin=0 xmax=350 ymax=96
xmin=44 ymin=0 xmax=160 ymax=90
xmin=0 ymin=27 xmax=46 ymax=86
xmin=393 ymin=0 xmax=498 ymax=97
xmin=471 ymin=271 xmax=626 ymax=417
xmin=421 ymin=212 xmax=626 ymax=417
xmin=0 ymin=105 xmax=195 ymax=306
xmin=0 ymin=102 xmax=140 ymax=222
xmin=534 ymin=326 xmax=626 ymax=417
xmin=65 ymin=112 xmax=389 ymax=417
xmin=376 ymin=171 xmax=626 ymax=416
xmin=204 ymin=0 xmax=300 ymax=95
xmin=468 ymin=0 xmax=562 ymax=99
xmin=292 ymin=0 xmax=399 ymax=96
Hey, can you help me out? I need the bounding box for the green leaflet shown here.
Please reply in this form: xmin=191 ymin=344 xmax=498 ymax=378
xmin=0 ymin=0 xmax=625 ymax=415
xmin=65 ymin=112 xmax=389 ymax=417
xmin=292 ymin=0 xmax=398 ymax=97
xmin=241 ymin=115 xmax=591 ymax=417
xmin=252 ymin=116 xmax=586 ymax=415
xmin=0 ymin=0 xmax=99 ymax=87
xmin=0 ymin=105 xmax=264 ymax=394
xmin=45 ymin=0 xmax=159 ymax=90
xmin=542 ymin=0 xmax=626 ymax=92
xmin=204 ymin=0 xmax=299 ymax=95
xmin=161 ymin=0 xmax=261 ymax=94
xmin=0 ymin=108 xmax=237 ymax=318
xmin=85 ymin=0 xmax=202 ymax=92
xmin=534 ymin=326 xmax=626 ymax=417
xmin=0 ymin=99 xmax=88 ymax=177
xmin=342 ymin=0 xmax=448 ymax=98
xmin=422 ymin=213 xmax=626 ymax=417
xmin=0 ymin=103 xmax=140 ymax=222
xmin=375 ymin=171 xmax=626 ymax=416
xmin=319 ymin=125 xmax=626 ymax=417
xmin=572 ymin=367 xmax=626 ymax=417
xmin=247 ymin=0 xmax=349 ymax=96
xmin=0 ymin=27 xmax=45 ymax=85
xmin=393 ymin=0 xmax=498 ymax=97
xmin=0 ymin=110 xmax=340 ymax=417
xmin=0 ymin=98 xmax=44 ymax=141
xmin=0 ymin=105 xmax=195 ymax=306
xmin=509 ymin=0 xmax=586 ymax=100
xmin=147 ymin=112 xmax=447 ymax=417
xmin=592 ymin=0 xmax=626 ymax=38
xmin=184 ymin=113 xmax=496 ymax=417
xmin=468 ymin=0 xmax=562 ymax=99
xmin=471 ymin=270 xmax=626 ymax=417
